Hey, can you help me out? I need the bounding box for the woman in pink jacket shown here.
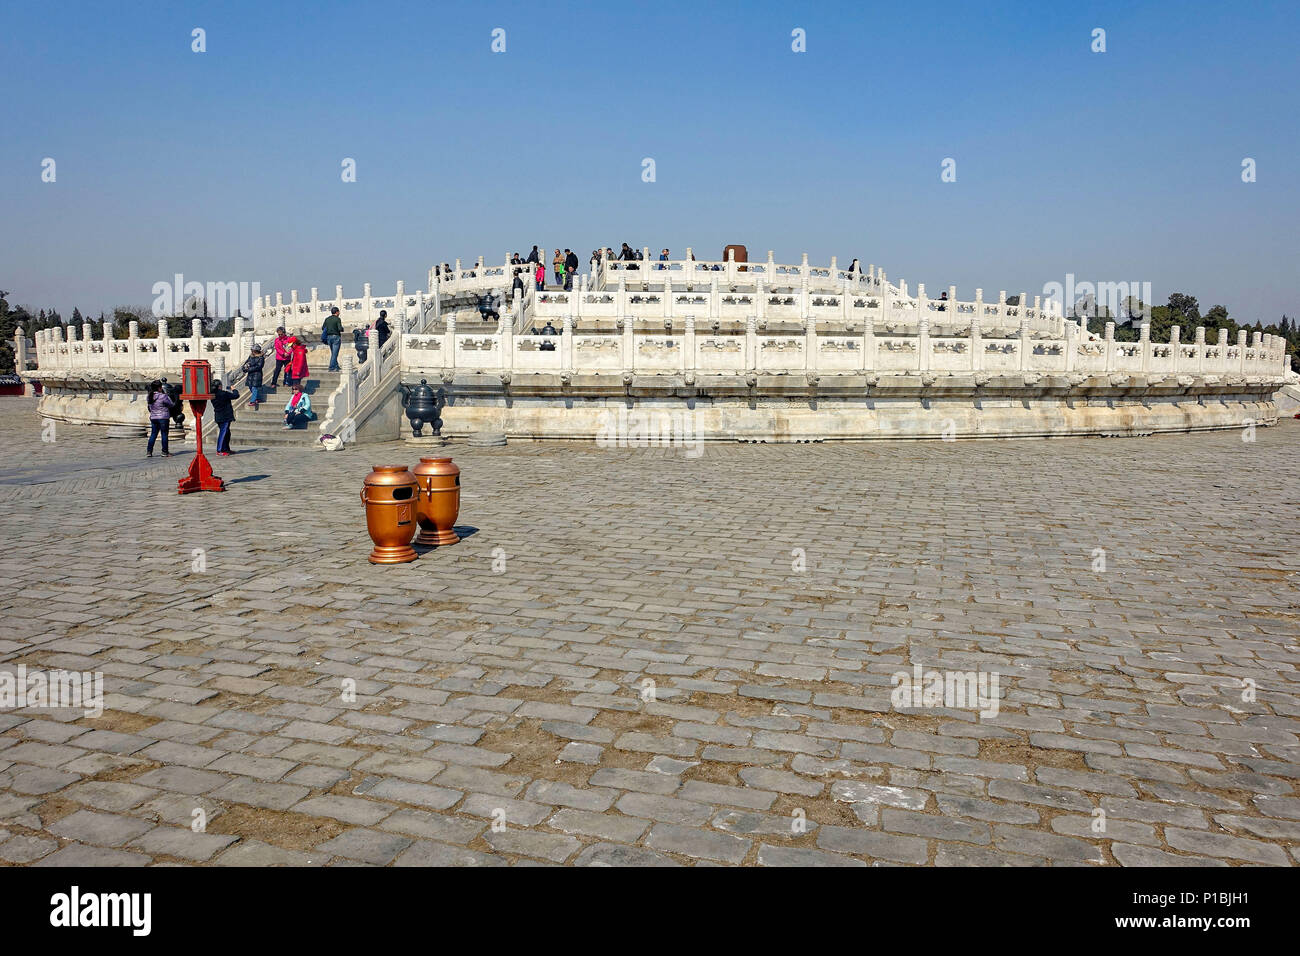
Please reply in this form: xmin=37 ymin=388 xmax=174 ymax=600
xmin=271 ymin=327 xmax=292 ymax=387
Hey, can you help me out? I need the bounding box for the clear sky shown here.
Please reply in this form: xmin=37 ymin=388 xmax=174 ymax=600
xmin=3 ymin=0 xmax=1297 ymax=323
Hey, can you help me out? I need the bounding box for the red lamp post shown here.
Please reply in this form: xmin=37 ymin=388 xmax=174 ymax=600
xmin=177 ymin=359 xmax=225 ymax=494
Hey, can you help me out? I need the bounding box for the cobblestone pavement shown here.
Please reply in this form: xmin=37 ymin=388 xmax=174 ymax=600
xmin=1 ymin=398 xmax=1297 ymax=866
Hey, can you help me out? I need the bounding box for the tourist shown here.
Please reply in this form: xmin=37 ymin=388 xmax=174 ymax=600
xmin=526 ymin=245 xmax=540 ymax=264
xmin=534 ymin=261 xmax=545 ymax=291
xmin=590 ymin=249 xmax=600 ymax=275
xmin=512 ymin=268 xmax=525 ymax=299
xmin=211 ymin=378 xmax=239 ymax=455
xmin=241 ymin=344 xmax=265 ymax=409
xmin=271 ymin=326 xmax=292 ymax=386
xmin=510 ymin=252 xmax=522 ymax=265
xmin=375 ymin=309 xmax=391 ymax=348
xmin=847 ymin=258 xmax=861 ymax=278
xmin=353 ymin=323 xmax=371 ymax=364
xmin=565 ymin=249 xmax=579 ymax=290
xmin=658 ymin=248 xmax=669 ymax=269
xmin=145 ymin=379 xmax=175 ymax=458
xmin=323 ymin=306 xmax=344 ymax=371
xmin=287 ymin=333 xmax=309 ymax=386
xmin=553 ymin=249 xmax=565 ymax=287
xmin=283 ymin=383 xmax=312 ymax=429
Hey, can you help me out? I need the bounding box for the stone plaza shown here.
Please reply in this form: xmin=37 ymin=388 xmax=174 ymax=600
xmin=0 ymin=400 xmax=1297 ymax=866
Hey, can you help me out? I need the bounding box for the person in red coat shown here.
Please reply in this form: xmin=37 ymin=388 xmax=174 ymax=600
xmin=287 ymin=335 xmax=309 ymax=385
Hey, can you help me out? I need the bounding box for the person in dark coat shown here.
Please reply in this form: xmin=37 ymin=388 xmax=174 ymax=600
xmin=210 ymin=379 xmax=239 ymax=455
xmin=375 ymin=310 xmax=391 ymax=348
xmin=526 ymin=245 xmax=540 ymax=264
xmin=241 ymin=345 xmax=265 ymax=408
xmin=564 ymin=249 xmax=579 ymax=290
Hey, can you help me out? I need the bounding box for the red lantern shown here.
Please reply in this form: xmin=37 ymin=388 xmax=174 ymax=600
xmin=180 ymin=359 xmax=213 ymax=401
xmin=177 ymin=359 xmax=224 ymax=494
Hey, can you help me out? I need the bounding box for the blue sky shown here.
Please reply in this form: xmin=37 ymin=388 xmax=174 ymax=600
xmin=3 ymin=0 xmax=1297 ymax=322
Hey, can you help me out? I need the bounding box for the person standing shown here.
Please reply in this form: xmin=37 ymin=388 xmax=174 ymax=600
xmin=271 ymin=326 xmax=292 ymax=386
xmin=534 ymin=261 xmax=545 ymax=291
xmin=526 ymin=245 xmax=539 ymax=264
xmin=211 ymin=378 xmax=239 ymax=455
xmin=375 ymin=309 xmax=391 ymax=348
xmin=288 ymin=334 xmax=309 ymax=386
xmin=553 ymin=249 xmax=564 ymax=287
xmin=658 ymin=248 xmax=669 ymax=270
xmin=323 ymin=306 xmax=344 ymax=371
xmin=241 ymin=344 xmax=265 ymax=409
xmin=565 ymin=249 xmax=579 ymax=290
xmin=145 ymin=379 xmax=175 ymax=458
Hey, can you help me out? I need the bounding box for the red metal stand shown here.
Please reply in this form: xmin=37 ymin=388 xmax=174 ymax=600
xmin=177 ymin=400 xmax=225 ymax=494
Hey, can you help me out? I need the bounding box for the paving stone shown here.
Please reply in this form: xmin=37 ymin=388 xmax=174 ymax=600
xmin=547 ymin=808 xmax=649 ymax=843
xmin=646 ymin=822 xmax=751 ymax=863
xmin=48 ymin=809 xmax=153 ymax=847
xmin=314 ymin=828 xmax=413 ymax=865
xmin=130 ymin=826 xmax=239 ymax=862
xmin=573 ymin=843 xmax=681 ymax=867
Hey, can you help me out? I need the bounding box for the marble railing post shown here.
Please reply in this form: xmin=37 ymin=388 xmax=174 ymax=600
xmin=443 ymin=314 xmax=456 ymax=375
xmin=562 ymin=313 xmax=574 ymax=371
xmin=341 ymin=355 xmax=357 ymax=415
xmin=367 ymin=327 xmax=379 ymax=377
xmin=334 ymin=285 xmax=344 ymax=321
xmin=395 ymin=280 xmax=405 ymax=326
xmin=767 ymin=250 xmax=776 ymax=282
xmin=213 ymin=354 xmax=227 ymax=391
xmin=621 ymin=302 xmax=635 ymax=370
xmin=745 ymin=315 xmax=757 ymax=371
xmin=290 ymin=289 xmax=300 ymax=325
xmin=1195 ymin=326 xmax=1206 ymax=373
xmin=128 ymin=321 xmax=139 ymax=370
xmin=158 ymin=319 xmax=169 ymax=365
xmin=232 ymin=314 xmax=245 ymax=368
xmin=805 ymin=297 xmax=817 ymax=374
xmin=917 ymin=284 xmax=930 ymax=373
xmin=81 ymin=322 xmax=92 ymax=370
xmin=684 ymin=315 xmax=696 ymax=376
xmin=361 ymin=283 xmax=372 ymax=326
xmin=1018 ymin=310 xmax=1030 ymax=371
xmin=13 ymin=325 xmax=26 ymax=371
xmin=971 ymin=290 xmax=983 ymax=370
xmin=1064 ymin=310 xmax=1076 ymax=373
xmin=1139 ymin=321 xmax=1151 ymax=372
xmin=1170 ymin=325 xmax=1181 ymax=372
xmin=309 ymin=288 xmax=319 ymax=327
xmin=499 ymin=307 xmax=513 ymax=371
xmin=1236 ymin=330 xmax=1248 ymax=373
xmin=191 ymin=318 xmax=203 ymax=359
xmin=709 ymin=275 xmax=719 ymax=322
xmin=1105 ymin=322 xmax=1116 ymax=372
xmin=863 ymin=309 xmax=875 ymax=371
xmin=663 ymin=275 xmax=673 ymax=321
xmin=275 ymin=292 xmax=284 ymax=328
xmin=727 ymin=248 xmax=736 ymax=286
xmin=756 ymin=279 xmax=766 ymax=326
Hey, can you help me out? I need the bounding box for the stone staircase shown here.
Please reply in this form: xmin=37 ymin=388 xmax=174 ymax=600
xmin=207 ymin=347 xmax=342 ymax=449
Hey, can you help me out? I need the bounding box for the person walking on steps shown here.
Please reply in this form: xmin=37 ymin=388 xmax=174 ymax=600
xmin=271 ymin=327 xmax=292 ymax=386
xmin=241 ymin=345 xmax=265 ymax=409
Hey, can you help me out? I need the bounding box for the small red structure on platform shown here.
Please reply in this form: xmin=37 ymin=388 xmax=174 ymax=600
xmin=177 ymin=359 xmax=225 ymax=494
